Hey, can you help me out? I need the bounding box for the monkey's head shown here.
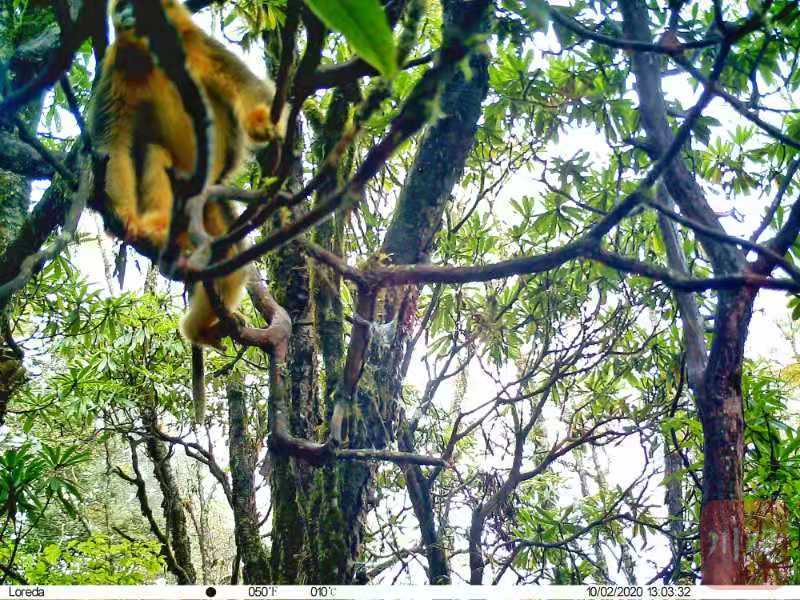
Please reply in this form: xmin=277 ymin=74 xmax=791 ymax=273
xmin=111 ymin=0 xmax=194 ymax=41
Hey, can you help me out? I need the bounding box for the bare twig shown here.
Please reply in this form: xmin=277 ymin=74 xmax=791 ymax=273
xmin=750 ymin=157 xmax=800 ymax=243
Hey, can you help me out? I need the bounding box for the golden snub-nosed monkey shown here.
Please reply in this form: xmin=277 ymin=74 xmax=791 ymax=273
xmin=90 ymin=0 xmax=289 ymax=348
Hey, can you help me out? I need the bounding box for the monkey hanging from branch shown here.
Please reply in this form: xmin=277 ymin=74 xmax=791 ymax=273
xmin=90 ymin=0 xmax=288 ymax=347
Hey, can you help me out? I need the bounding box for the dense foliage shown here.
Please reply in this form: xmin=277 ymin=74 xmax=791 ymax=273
xmin=1 ymin=0 xmax=800 ymax=586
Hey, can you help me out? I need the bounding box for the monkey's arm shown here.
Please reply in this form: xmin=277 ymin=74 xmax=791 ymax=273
xmin=191 ymin=33 xmax=286 ymax=143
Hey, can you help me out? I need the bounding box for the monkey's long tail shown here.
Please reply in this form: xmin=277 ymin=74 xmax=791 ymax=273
xmin=191 ymin=344 xmax=206 ymax=425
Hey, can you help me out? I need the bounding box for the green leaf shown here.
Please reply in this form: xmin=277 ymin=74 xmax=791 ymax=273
xmin=304 ymin=0 xmax=398 ymax=78
xmin=791 ymin=301 xmax=800 ymax=321
xmin=42 ymin=544 xmax=61 ymax=565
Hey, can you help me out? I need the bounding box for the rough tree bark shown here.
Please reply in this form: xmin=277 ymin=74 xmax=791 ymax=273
xmin=118 ymin=437 xmax=192 ymax=584
xmin=389 ymin=4 xmax=491 ymax=580
xmin=335 ymin=0 xmax=490 ymax=583
xmin=286 ymin=89 xmax=351 ymax=584
xmin=264 ymin=0 xmax=490 ymax=584
xmin=268 ymin=115 xmax=322 ymax=583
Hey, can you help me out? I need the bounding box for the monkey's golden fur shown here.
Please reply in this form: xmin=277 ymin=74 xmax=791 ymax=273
xmin=90 ymin=0 xmax=286 ymax=347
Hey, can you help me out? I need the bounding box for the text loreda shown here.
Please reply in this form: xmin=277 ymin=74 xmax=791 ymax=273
xmin=7 ymin=588 xmax=44 ymax=597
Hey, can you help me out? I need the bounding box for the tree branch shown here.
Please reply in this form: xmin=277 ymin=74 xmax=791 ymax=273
xmin=547 ymin=4 xmax=722 ymax=55
xmin=0 ymin=132 xmax=60 ymax=178
xmin=0 ymin=1 xmax=101 ymax=122
xmin=656 ymin=184 xmax=707 ymax=396
xmin=620 ymin=0 xmax=744 ymax=275
xmin=750 ymin=156 xmax=800 ymax=243
xmin=116 ymin=437 xmax=190 ymax=584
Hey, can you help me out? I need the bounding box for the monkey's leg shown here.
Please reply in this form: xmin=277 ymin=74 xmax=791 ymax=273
xmin=138 ymin=144 xmax=174 ymax=248
xmin=180 ymin=267 xmax=248 ymax=349
xmin=180 ymin=283 xmax=220 ymax=349
xmin=106 ymin=149 xmax=144 ymax=239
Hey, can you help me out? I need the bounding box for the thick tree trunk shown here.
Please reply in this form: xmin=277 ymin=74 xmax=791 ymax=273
xmin=390 ymin=24 xmax=491 ymax=578
xmin=264 ymin=0 xmax=489 ymax=584
xmin=697 ymin=289 xmax=754 ymax=583
xmin=293 ymin=90 xmax=351 ymax=585
xmin=268 ymin=118 xmax=322 ymax=583
xmin=335 ymin=0 xmax=490 ymax=582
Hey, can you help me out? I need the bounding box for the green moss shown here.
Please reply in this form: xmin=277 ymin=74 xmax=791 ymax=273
xmin=269 ymin=456 xmax=306 ymax=583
